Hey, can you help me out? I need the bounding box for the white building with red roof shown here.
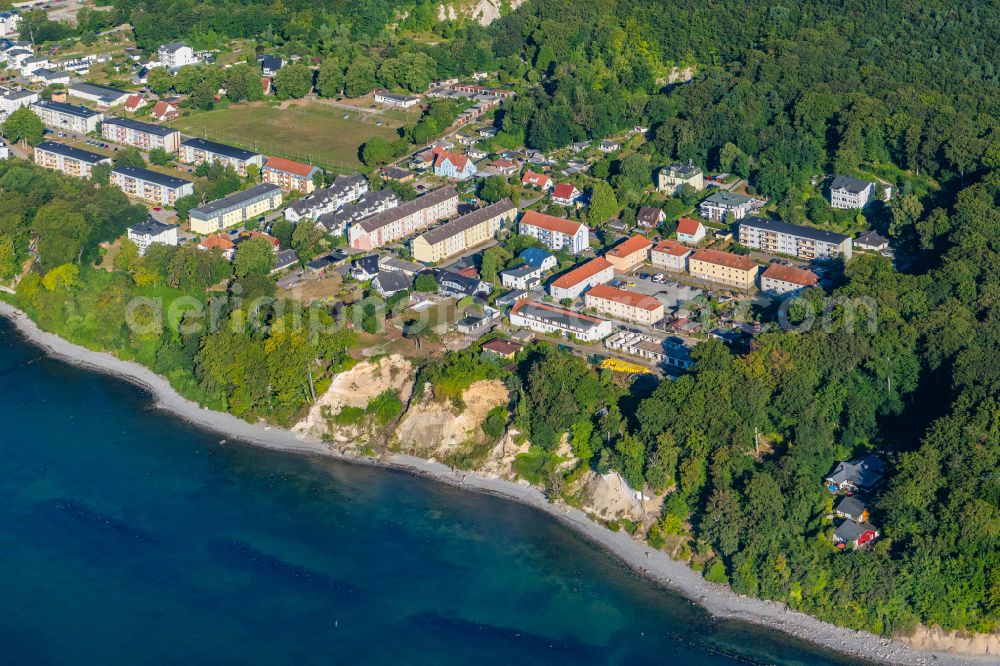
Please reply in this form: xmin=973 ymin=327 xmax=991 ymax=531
xmin=584 ymin=284 xmax=665 ymax=325
xmin=521 ymin=170 xmax=553 ymax=190
xmin=605 ymin=234 xmax=652 ymax=272
xmin=432 ymin=148 xmax=476 ymax=180
xmin=551 ymin=182 xmax=581 ymax=206
xmin=518 ymin=210 xmax=588 ymax=254
xmin=760 ymin=263 xmax=819 ymax=296
xmin=676 ymin=217 xmax=706 ymax=244
xmin=509 ymin=299 xmax=613 ymax=342
xmin=548 ymin=257 xmax=615 ymax=301
xmin=651 ymin=239 xmax=692 ymax=272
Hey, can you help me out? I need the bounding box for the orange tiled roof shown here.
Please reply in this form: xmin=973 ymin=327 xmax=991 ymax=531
xmin=520 ymin=210 xmax=583 ymax=237
xmin=585 ymin=284 xmax=663 ymax=311
xmin=264 ymin=156 xmax=316 ymax=178
xmin=676 ymin=217 xmax=703 ymax=236
xmin=606 ymin=234 xmax=652 ymax=258
xmin=691 ymin=248 xmax=758 ymax=271
xmin=551 ymin=257 xmax=612 ymax=288
xmin=762 ymin=263 xmax=818 ymax=286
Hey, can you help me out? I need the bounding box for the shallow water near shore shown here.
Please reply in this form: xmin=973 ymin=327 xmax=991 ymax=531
xmin=0 ymin=320 xmax=863 ymax=665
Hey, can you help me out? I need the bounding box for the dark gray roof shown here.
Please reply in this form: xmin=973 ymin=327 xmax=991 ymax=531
xmin=741 ymin=217 xmax=850 ymax=245
xmin=274 ymin=248 xmax=298 ymax=269
xmin=112 ymin=165 xmax=192 ymax=189
xmin=159 ymin=41 xmax=189 ymax=54
xmin=373 ymin=271 xmax=411 ymax=294
xmin=104 ymin=116 xmax=177 ymax=137
xmin=353 ymin=254 xmax=380 ymax=275
xmin=68 ymin=82 xmax=129 ymax=102
xmin=830 ymin=175 xmax=873 ymax=194
xmin=258 ymin=55 xmax=283 ymax=71
xmin=835 ymin=495 xmax=869 ymax=518
xmin=180 ymin=137 xmax=260 ymax=161
xmin=319 ymin=189 xmax=397 ymax=232
xmin=189 ymin=183 xmax=281 ymax=219
xmin=702 ymin=190 xmax=753 ymax=206
xmin=855 ymin=230 xmax=889 ymax=247
xmin=663 ymin=162 xmax=702 ymax=178
xmin=416 ymin=198 xmax=514 ymax=246
xmin=287 ymin=174 xmax=368 ymax=215
xmin=34 ymin=99 xmax=100 ymax=119
xmin=826 ymin=455 xmax=886 ymax=489
xmin=129 ymin=219 xmax=177 ymax=236
xmin=834 ymin=520 xmax=876 ymax=542
xmin=501 ymin=263 xmax=539 ymax=279
xmin=637 ymin=205 xmax=662 ymax=224
xmin=435 ymin=269 xmax=483 ymax=296
xmin=35 ymin=141 xmax=109 ymax=164
xmin=357 ymin=186 xmax=458 ymax=234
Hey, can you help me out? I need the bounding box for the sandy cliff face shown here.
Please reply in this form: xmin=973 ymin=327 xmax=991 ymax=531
xmin=438 ymin=0 xmax=526 ymax=26
xmin=395 ymin=379 xmax=509 ymax=458
xmin=897 ymin=625 xmax=999 ymax=657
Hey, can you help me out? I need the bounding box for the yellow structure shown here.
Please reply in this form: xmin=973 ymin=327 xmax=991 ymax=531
xmin=688 ymin=248 xmax=759 ymax=290
xmin=411 ymin=199 xmax=516 ymax=264
xmin=188 ymin=183 xmax=283 ymax=235
xmin=600 ymin=358 xmax=652 ymax=374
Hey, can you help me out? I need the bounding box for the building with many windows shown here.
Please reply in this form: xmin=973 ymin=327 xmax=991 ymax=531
xmin=67 ymin=83 xmax=131 ymax=108
xmin=110 ymin=166 xmax=194 ymax=206
xmin=605 ymin=330 xmax=694 ymax=370
xmin=348 ymin=186 xmax=459 ymax=250
xmin=127 ymin=219 xmax=178 ymax=255
xmin=31 ymin=100 xmax=102 ymax=133
xmin=518 ymin=210 xmax=588 ymax=254
xmin=158 ymin=41 xmax=199 ymax=69
xmin=548 ymin=257 xmax=615 ymax=301
xmin=829 ymin=176 xmax=876 ymax=209
xmin=657 ymin=162 xmax=704 ymax=195
xmin=584 ymin=284 xmax=664 ymax=325
xmin=760 ymin=263 xmax=819 ymax=296
xmin=262 ymin=156 xmax=321 ymax=193
xmin=178 ymin=138 xmax=263 ymax=177
xmin=650 ymin=239 xmax=692 ymax=272
xmin=509 ymin=300 xmax=613 ymax=343
xmin=0 ymin=86 xmax=39 ymax=115
xmin=411 ymin=198 xmax=515 ymax=264
xmin=33 ymin=141 xmax=111 ymax=178
xmin=283 ymin=174 xmax=369 ymax=222
xmin=688 ymin=249 xmax=759 ymax=290
xmin=698 ymin=190 xmax=754 ymax=222
xmin=605 ymin=234 xmax=652 ymax=273
xmin=188 ymin=183 xmax=283 ymax=235
xmin=102 ymin=117 xmax=181 ymax=153
xmin=738 ymin=217 xmax=853 ymax=260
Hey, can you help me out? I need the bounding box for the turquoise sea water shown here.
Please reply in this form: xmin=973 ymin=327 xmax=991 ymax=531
xmin=0 ymin=320 xmax=864 ymax=665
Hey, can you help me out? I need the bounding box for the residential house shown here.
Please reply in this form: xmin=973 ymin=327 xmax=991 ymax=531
xmin=374 ymin=89 xmax=420 ymax=108
xmin=688 ymin=249 xmax=759 ymax=290
xmin=348 ymin=186 xmax=459 ymax=250
xmin=379 ymin=166 xmax=414 ymax=182
xmin=760 ymin=263 xmax=819 ymax=296
xmin=854 ymin=230 xmax=889 ymax=252
xmin=258 ymin=55 xmax=283 ymax=77
xmin=372 ymin=271 xmax=412 ymax=298
xmin=318 ymin=189 xmax=398 ymax=235
xmin=283 ymin=174 xmax=369 ymax=222
xmin=67 ymin=82 xmax=131 ymax=108
xmin=33 ymin=141 xmax=110 ymax=178
xmin=411 ymin=198 xmax=515 ymax=263
xmin=833 ymin=521 xmax=879 ymax=550
xmin=739 ymin=217 xmax=853 ymax=260
xmin=699 ymin=190 xmax=755 ymax=222
xmin=825 ymin=455 xmax=886 ymax=494
xmin=0 ymin=87 xmax=38 ymax=115
xmin=584 ymin=284 xmax=664 ymax=325
xmin=518 ymin=210 xmax=589 ymax=254
xmin=636 ymin=206 xmax=665 ymax=230
xmin=521 ymin=170 xmax=553 ymax=190
xmin=518 ymin=247 xmax=557 ymax=272
xmin=490 ymin=158 xmax=517 ymax=176
xmin=123 ymin=95 xmax=147 ymax=113
xmin=432 ymin=148 xmax=476 ymax=180
xmin=188 ymin=183 xmax=283 ymax=234
xmin=272 ymin=248 xmax=299 ymax=273
xmin=551 ymin=182 xmax=580 ymax=206
xmin=605 ymin=331 xmax=694 ymax=370
xmin=127 ymin=219 xmax=178 ymax=256
xmin=548 ymin=257 xmax=615 ymax=301
xmin=102 ymin=117 xmax=181 ymax=153
xmin=197 ymin=233 xmax=236 ymax=260
xmin=110 ymin=166 xmax=194 ymax=206
xmin=0 ymin=10 xmax=21 ymax=38
xmin=835 ymin=496 xmax=871 ymax=524
xmin=495 ymin=289 xmax=533 ymax=309
xmin=598 ymin=140 xmax=621 ymax=153
xmin=179 ymin=138 xmax=263 ymax=177
xmin=32 ymin=68 xmax=71 ymax=86
xmin=481 ymin=339 xmax=523 ymax=359
xmin=262 ymin=156 xmax=321 ymax=193
xmin=20 ymin=55 xmax=49 ymax=76
xmin=829 ymin=176 xmax=876 ymax=209
xmin=500 ymin=264 xmax=542 ymax=290
xmin=605 ymin=235 xmax=652 ymax=273
xmin=378 ymin=256 xmax=424 ymax=276
xmin=676 ymin=217 xmax=706 ymax=244
xmin=435 ymin=269 xmax=490 ymax=298
xmin=509 ymin=300 xmax=613 ymax=342
xmin=158 ymin=42 xmax=199 ymax=69
xmin=31 ymin=100 xmax=102 ymax=133
xmin=351 ymin=255 xmax=380 ymax=281
xmin=650 ymin=239 xmax=692 ymax=272
xmin=151 ymin=100 xmax=180 ymax=121
xmin=657 ymin=162 xmax=704 ymax=194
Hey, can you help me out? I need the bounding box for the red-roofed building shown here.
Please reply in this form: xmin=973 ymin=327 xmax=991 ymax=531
xmin=521 ymin=170 xmax=553 ymax=190
xmin=433 ymin=147 xmax=476 ymax=180
xmin=457 ymin=266 xmax=480 ymax=279
xmin=198 ymin=233 xmax=235 ymax=260
xmin=262 ymin=156 xmax=322 ymax=193
xmin=481 ymin=338 xmax=524 ymax=359
xmin=490 ymin=158 xmax=517 ymax=176
xmin=605 ymin=234 xmax=652 ymax=272
xmin=584 ymin=284 xmax=665 ymax=325
xmin=549 ymin=257 xmax=615 ymax=301
xmin=150 ymin=100 xmax=179 ymax=122
xmin=651 ymin=239 xmax=692 ymax=272
xmin=760 ymin=263 xmax=819 ymax=295
xmin=676 ymin=217 xmax=706 ymax=244
xmin=551 ymin=182 xmax=581 ymax=206
xmin=689 ymin=249 xmax=759 ymax=290
xmin=509 ymin=299 xmax=613 ymax=342
xmin=519 ymin=210 xmax=588 ymax=254
xmin=124 ymin=95 xmax=146 ymax=113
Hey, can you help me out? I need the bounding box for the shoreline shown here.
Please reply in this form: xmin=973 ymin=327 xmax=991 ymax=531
xmin=0 ymin=301 xmax=988 ymax=666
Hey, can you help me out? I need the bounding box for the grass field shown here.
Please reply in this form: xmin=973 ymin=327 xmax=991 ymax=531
xmin=169 ymin=102 xmax=410 ymax=171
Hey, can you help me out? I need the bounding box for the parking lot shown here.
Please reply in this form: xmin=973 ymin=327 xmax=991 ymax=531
xmin=611 ymin=271 xmax=704 ymax=312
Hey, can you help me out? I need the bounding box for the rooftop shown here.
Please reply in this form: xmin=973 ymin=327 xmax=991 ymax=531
xmin=68 ymin=82 xmax=129 ymax=102
xmin=652 ymin=239 xmax=692 ymax=257
xmin=551 ymin=257 xmax=612 ymax=289
xmin=181 ymin=137 xmax=260 ymax=161
xmin=34 ymin=140 xmax=109 ymax=164
xmin=189 ymin=183 xmax=281 ymax=219
xmin=416 ymin=198 xmax=514 ymax=246
xmin=830 ymin=175 xmax=873 ymax=194
xmin=129 ymin=219 xmax=177 ymax=236
xmin=702 ymin=190 xmax=753 ymax=206
xmin=586 ymin=284 xmax=662 ymax=311
xmin=263 ymin=156 xmax=319 ymax=178
xmin=690 ymin=248 xmax=758 ymax=272
xmin=511 ymin=299 xmax=608 ymax=332
xmin=762 ymin=263 xmax=819 ymax=287
xmin=740 ymin=216 xmax=850 ymax=244
xmin=481 ymin=339 xmax=524 ymax=356
xmin=520 ymin=210 xmax=583 ymax=237
xmin=676 ymin=217 xmax=702 ymax=236
xmin=357 ymin=186 xmax=458 ymax=233
xmin=33 ymin=99 xmax=101 ymax=119
xmin=606 ymin=234 xmax=652 ymax=258
xmin=103 ymin=116 xmax=176 ymax=137
xmin=112 ymin=165 xmax=192 ymax=189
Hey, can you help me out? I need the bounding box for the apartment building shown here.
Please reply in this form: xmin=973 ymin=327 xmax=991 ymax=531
xmin=739 ymin=217 xmax=853 ymax=260
xmin=0 ymin=87 xmax=38 ymax=114
xmin=262 ymin=156 xmax=322 ymax=193
xmin=178 ymin=138 xmax=263 ymax=177
xmin=829 ymin=176 xmax=876 ymax=209
xmin=760 ymin=263 xmax=819 ymax=296
xmin=584 ymin=284 xmax=664 ymax=325
xmin=699 ymin=190 xmax=754 ymax=222
xmin=657 ymin=162 xmax=704 ymax=194
xmin=284 ymin=174 xmax=369 ymax=222
xmin=411 ymin=198 xmax=515 ymax=263
xmin=650 ymin=239 xmax=692 ymax=272
xmin=605 ymin=234 xmax=652 ymax=273
xmin=509 ymin=300 xmax=613 ymax=343
xmin=188 ymin=183 xmax=283 ymax=235
xmin=500 ymin=264 xmax=542 ymax=290
xmin=347 ymin=186 xmax=459 ymax=250
xmin=317 ymin=189 xmax=398 ymax=235
xmin=33 ymin=141 xmax=110 ymax=178
xmin=110 ymin=166 xmax=194 ymax=206
xmin=518 ymin=210 xmax=588 ymax=254
xmin=549 ymin=257 xmax=615 ymax=301
xmin=127 ymin=219 xmax=178 ymax=256
xmin=0 ymin=10 xmax=21 ymax=38
xmin=102 ymin=117 xmax=181 ymax=153
xmin=31 ymin=100 xmax=102 ymax=133
xmin=688 ymin=249 xmax=759 ymax=290
xmin=158 ymin=42 xmax=198 ymax=69
xmin=67 ymin=82 xmax=130 ymax=108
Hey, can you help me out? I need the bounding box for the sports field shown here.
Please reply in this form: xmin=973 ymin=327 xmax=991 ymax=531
xmin=169 ymin=101 xmax=414 ymax=170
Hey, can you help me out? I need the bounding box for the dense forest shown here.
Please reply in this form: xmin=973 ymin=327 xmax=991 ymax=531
xmin=4 ymin=0 xmax=998 ymax=640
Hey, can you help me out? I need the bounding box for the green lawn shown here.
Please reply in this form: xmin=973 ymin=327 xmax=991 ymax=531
xmin=168 ymin=102 xmax=408 ymax=171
